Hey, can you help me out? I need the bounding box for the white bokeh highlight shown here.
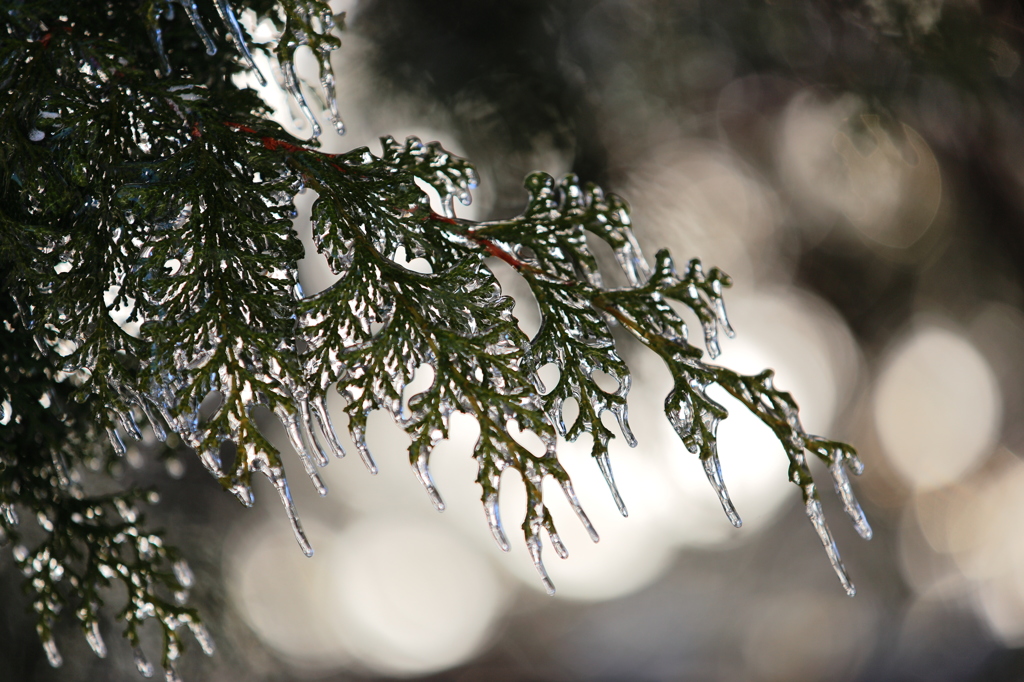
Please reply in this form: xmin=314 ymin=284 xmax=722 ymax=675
xmin=874 ymin=321 xmax=1001 ymax=491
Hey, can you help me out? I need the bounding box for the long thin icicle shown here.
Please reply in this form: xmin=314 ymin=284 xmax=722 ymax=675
xmin=526 ymin=535 xmax=556 ymax=596
xmin=262 ymin=463 xmax=314 ymax=557
xmin=560 ymin=480 xmax=600 ymax=543
xmin=805 ymin=495 xmax=855 ymax=597
xmin=595 ymin=452 xmax=628 ymax=517
xmin=176 ymin=0 xmax=217 ymax=56
xmin=829 ymin=458 xmax=873 ymax=540
xmin=280 ymin=61 xmax=321 ymax=138
xmin=214 ymin=0 xmax=267 ymax=86
xmin=308 ymin=393 xmax=346 ymax=458
xmin=483 ymin=490 xmax=510 ymax=552
xmin=276 ymin=409 xmax=328 ymax=497
xmin=702 ymin=452 xmax=742 ymax=528
xmin=412 ymin=450 xmax=445 ymax=511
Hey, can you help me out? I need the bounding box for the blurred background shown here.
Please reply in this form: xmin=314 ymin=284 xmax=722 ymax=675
xmin=6 ymin=0 xmax=1024 ymax=679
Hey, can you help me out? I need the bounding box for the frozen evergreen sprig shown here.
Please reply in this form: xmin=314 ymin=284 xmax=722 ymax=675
xmin=1 ymin=0 xmax=872 ymax=674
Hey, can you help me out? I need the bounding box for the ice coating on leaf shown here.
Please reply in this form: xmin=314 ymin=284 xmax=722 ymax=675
xmin=381 ymin=136 xmax=479 ymax=217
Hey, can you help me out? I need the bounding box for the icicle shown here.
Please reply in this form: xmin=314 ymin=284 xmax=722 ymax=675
xmin=42 ymin=635 xmax=63 ymax=668
xmin=187 ymin=620 xmax=215 ymax=655
xmin=172 ymin=559 xmax=194 ymax=589
xmin=295 ymin=399 xmax=329 ymax=467
xmin=559 ymin=480 xmax=599 ymax=543
xmin=805 ymin=495 xmax=856 ymax=597
xmin=350 ymin=423 xmax=379 ymax=474
xmin=703 ymin=321 xmax=721 ymax=360
xmin=1 ymin=502 xmax=18 ymax=526
xmin=117 ymin=409 xmax=143 ymax=441
xmin=106 ymin=427 xmax=126 ymax=456
xmin=708 ymin=275 xmax=736 ymax=339
xmin=483 ymin=491 xmax=509 ymax=552
xmin=196 ymin=449 xmax=222 ymax=477
xmin=50 ymin=450 xmax=71 ymax=489
xmin=829 ymin=458 xmax=873 ymax=540
xmin=85 ymin=621 xmax=107 ymax=658
xmin=277 ymin=410 xmax=328 ymax=496
xmin=702 ymin=452 xmax=742 ymax=528
xmin=177 ymin=1 xmax=217 ymax=56
xmin=164 ymin=664 xmax=182 ymax=682
xmin=308 ymin=393 xmax=346 ymax=458
xmin=412 ymin=450 xmax=445 ymax=511
xmin=214 ymin=0 xmax=267 ymax=85
xmin=280 ymin=60 xmax=321 ymax=138
xmin=526 ymin=535 xmax=556 ymax=596
xmin=263 ymin=464 xmax=314 ymax=557
xmin=613 ymin=403 xmax=637 ymax=447
xmin=135 ymin=398 xmax=167 ymax=442
xmin=595 ymin=452 xmax=628 ymax=517
xmin=134 ymin=647 xmax=155 ymax=678
xmin=317 ymin=51 xmax=345 ymax=135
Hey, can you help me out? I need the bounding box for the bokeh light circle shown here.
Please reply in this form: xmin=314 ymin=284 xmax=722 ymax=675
xmin=874 ymin=321 xmax=1001 ymax=491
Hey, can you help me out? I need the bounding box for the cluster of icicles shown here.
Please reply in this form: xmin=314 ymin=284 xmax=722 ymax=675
xmin=2 ymin=494 xmax=213 ymax=678
xmin=148 ymin=0 xmax=344 ymax=138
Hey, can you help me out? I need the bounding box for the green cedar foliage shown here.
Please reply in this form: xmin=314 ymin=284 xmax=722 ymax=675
xmin=0 ymin=0 xmax=869 ymax=675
